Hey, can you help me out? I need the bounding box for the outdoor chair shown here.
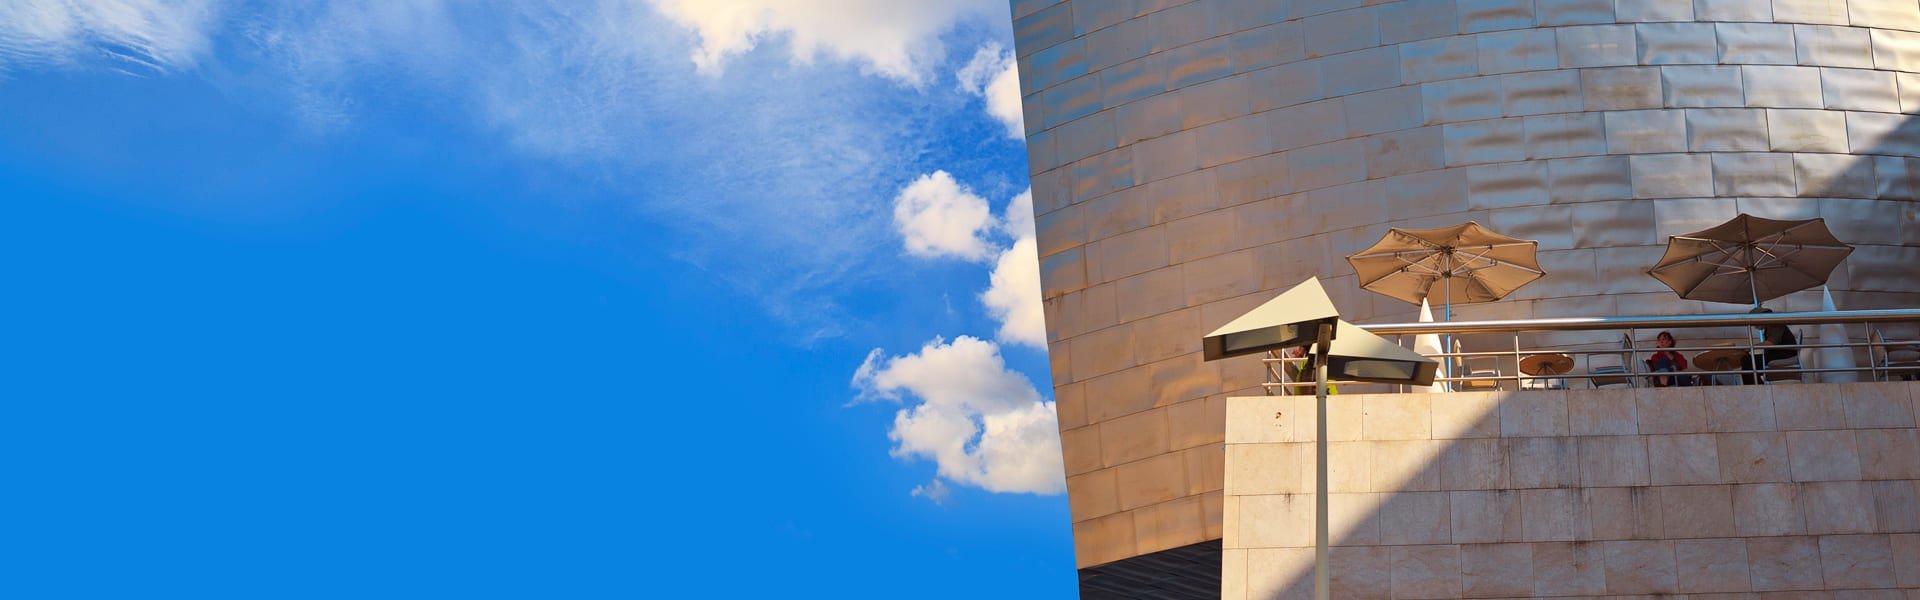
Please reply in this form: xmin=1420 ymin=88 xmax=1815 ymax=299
xmin=1586 ymin=334 xmax=1635 ymax=388
xmin=1453 ymin=339 xmax=1502 ymax=391
xmin=1871 ymin=329 xmax=1920 ymax=381
xmin=1761 ymin=327 xmax=1806 ymax=384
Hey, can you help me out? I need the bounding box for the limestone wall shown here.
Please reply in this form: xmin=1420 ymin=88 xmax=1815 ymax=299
xmin=1222 ymin=382 xmax=1920 ymax=598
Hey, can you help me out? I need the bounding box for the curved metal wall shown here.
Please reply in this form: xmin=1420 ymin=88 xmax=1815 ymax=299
xmin=1012 ymin=0 xmax=1920 ymax=567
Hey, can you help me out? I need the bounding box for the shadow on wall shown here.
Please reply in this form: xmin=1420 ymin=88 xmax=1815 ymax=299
xmin=1226 ymin=383 xmax=1920 ymax=599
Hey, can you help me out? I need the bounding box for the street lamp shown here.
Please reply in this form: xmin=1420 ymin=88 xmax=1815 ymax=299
xmin=1203 ymin=277 xmax=1437 ymax=600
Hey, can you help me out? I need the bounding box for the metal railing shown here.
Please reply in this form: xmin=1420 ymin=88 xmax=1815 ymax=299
xmin=1261 ymin=309 xmax=1920 ymax=394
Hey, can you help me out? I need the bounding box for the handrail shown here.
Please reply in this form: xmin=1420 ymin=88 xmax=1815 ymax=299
xmin=1354 ymin=309 xmax=1920 ymax=336
xmin=1257 ymin=308 xmax=1920 ymax=393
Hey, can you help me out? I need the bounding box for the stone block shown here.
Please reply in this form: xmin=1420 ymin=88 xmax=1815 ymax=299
xmin=1569 ymin=388 xmax=1639 ymax=435
xmin=1895 ymin=533 xmax=1920 ymax=586
xmin=1803 ymin=480 xmax=1878 ymax=534
xmin=1244 ymin=547 xmax=1313 ymax=599
xmin=1520 ymin=488 xmax=1587 ymax=541
xmin=1587 ymin=485 xmax=1665 ymax=539
xmin=1439 ymin=438 xmax=1508 ymax=490
xmin=1604 ymin=539 xmax=1679 ymax=594
xmin=1735 ymin=482 xmax=1807 ymax=536
xmin=1372 ymin=440 xmax=1443 ymax=492
xmin=1227 ymin=442 xmax=1304 ymax=495
xmin=1872 ymin=480 xmax=1920 ymax=532
xmin=1330 ymin=545 xmax=1392 ymax=598
xmin=1719 ymin=432 xmax=1794 ymax=483
xmin=1379 ymin=491 xmax=1453 ymax=545
xmin=1650 ymin=433 xmax=1722 ymax=485
xmin=1856 ymin=429 xmax=1920 ymax=480
xmin=1580 ymin=435 xmax=1651 ymax=487
xmin=1509 ymin=436 xmax=1580 ymax=488
xmin=1390 ymin=545 xmax=1462 ymax=599
xmin=1363 ymin=393 xmax=1432 ymax=440
xmin=1238 ymin=493 xmax=1313 ymax=548
xmin=1531 ymin=541 xmax=1608 ymax=596
xmin=1844 ymin=382 xmax=1916 ymax=428
xmin=1823 ymin=534 xmax=1898 ymax=588
xmin=1676 ymin=537 xmax=1753 ymax=593
xmin=1459 ymin=542 xmax=1533 ymax=596
xmin=1452 ymin=489 xmax=1523 ymax=543
xmin=1788 ymin=429 xmax=1863 ymax=482
xmin=1660 ymin=484 xmax=1739 ymax=538
xmin=1748 ymin=535 xmax=1826 ymax=591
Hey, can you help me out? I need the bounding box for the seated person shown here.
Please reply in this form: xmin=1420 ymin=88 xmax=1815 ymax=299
xmin=1644 ymin=331 xmax=1692 ymax=387
xmin=1740 ymin=308 xmax=1798 ymax=384
xmin=1281 ymin=345 xmax=1336 ymax=396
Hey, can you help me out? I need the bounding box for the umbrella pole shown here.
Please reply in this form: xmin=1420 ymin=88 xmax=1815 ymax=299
xmin=1748 ymin=260 xmax=1761 ymax=310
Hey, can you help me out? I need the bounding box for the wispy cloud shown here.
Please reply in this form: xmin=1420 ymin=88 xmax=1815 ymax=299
xmin=853 ymin=336 xmax=1063 ymax=495
xmin=647 ymin=0 xmax=1004 ymax=86
xmin=956 ymin=43 xmax=1023 ymax=139
xmin=0 ymin=0 xmax=219 ymax=73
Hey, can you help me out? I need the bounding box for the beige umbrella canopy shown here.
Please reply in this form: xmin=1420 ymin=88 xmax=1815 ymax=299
xmin=1648 ymin=214 xmax=1854 ymax=308
xmin=1347 ymin=222 xmax=1545 ymax=320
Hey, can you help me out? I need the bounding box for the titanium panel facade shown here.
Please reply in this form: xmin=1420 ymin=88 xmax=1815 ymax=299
xmin=1011 ymin=0 xmax=1920 ymax=569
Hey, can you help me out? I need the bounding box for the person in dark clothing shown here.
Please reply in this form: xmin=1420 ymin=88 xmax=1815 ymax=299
xmin=1741 ymin=308 xmax=1798 ymax=384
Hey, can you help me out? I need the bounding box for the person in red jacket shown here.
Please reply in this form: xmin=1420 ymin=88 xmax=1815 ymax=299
xmin=1645 ymin=331 xmax=1692 ymax=387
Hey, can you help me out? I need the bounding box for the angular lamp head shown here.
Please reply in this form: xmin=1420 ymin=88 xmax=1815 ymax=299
xmin=1324 ymin=320 xmax=1440 ymax=386
xmin=1202 ymin=277 xmax=1341 ymax=361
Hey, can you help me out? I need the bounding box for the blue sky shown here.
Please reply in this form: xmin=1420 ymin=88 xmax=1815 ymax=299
xmin=0 ymin=2 xmax=1072 ymax=597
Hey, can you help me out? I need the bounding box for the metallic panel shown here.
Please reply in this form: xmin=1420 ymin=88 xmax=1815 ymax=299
xmin=1572 ymin=200 xmax=1661 ymax=247
xmin=1192 ymin=115 xmax=1271 ymax=169
xmin=1581 ymin=66 xmax=1664 ymax=111
xmin=1364 ymin=126 xmax=1447 ymax=177
xmin=1618 ymin=0 xmax=1696 ymax=21
xmin=1712 ymin=152 xmax=1800 ymax=196
xmin=1716 ymin=22 xmax=1798 ymax=65
xmin=1767 ymin=108 xmax=1850 ymax=152
xmin=1523 ymin=112 xmax=1608 ymax=159
xmin=1101 ymin=53 xmax=1168 ymax=107
xmin=1772 ymin=0 xmax=1852 ymax=25
xmin=1794 ymin=24 xmax=1874 ymax=68
xmin=1250 ymin=60 xmax=1323 ymax=112
xmin=1500 ymin=70 xmax=1584 ymax=116
xmin=1457 ymin=0 xmax=1534 ymax=33
xmin=1086 ymin=17 xmax=1151 ymax=72
xmin=1686 ymin=108 xmax=1770 ymax=151
xmin=1422 ymin=75 xmax=1502 ymax=123
xmin=1741 ymin=65 xmax=1825 ymax=108
xmin=1444 ymin=117 xmax=1528 ymax=165
xmin=1851 ymin=0 xmax=1920 ymax=30
xmin=1629 ymin=153 xmax=1715 ymax=198
xmin=1661 ymin=65 xmax=1744 ymax=107
xmin=1898 ymin=72 xmax=1920 ymax=113
xmin=1820 ymin=67 xmax=1900 ymax=112
xmin=1267 ymin=98 xmax=1347 ymax=150
xmin=1014 ymin=1 xmax=1075 ymax=58
xmin=1466 ymin=161 xmax=1550 ymax=208
xmin=1547 ymin=155 xmax=1633 ymax=202
xmin=1605 ymin=109 xmax=1688 ymax=154
xmin=1130 ymin=129 xmax=1200 ymax=183
xmin=1636 ymin=22 xmax=1718 ymax=65
xmin=1694 ymin=0 xmax=1774 ymax=21
xmin=1871 ymin=28 xmax=1920 ymax=71
xmin=1303 ymin=8 xmax=1379 ymax=57
xmin=1287 ymin=139 xmax=1368 ymax=190
xmin=1794 ymin=152 xmax=1877 ymax=197
xmin=1042 ymin=72 xmax=1104 ymax=130
xmin=1398 ymin=35 xmax=1480 ymax=84
xmin=1228 ymin=21 xmax=1305 ymax=74
xmin=1027 ymin=37 xmax=1090 ymax=93
xmin=1535 ymin=0 xmax=1615 ymax=25
xmin=1145 ymin=1 xmax=1216 ymax=54
xmin=1872 ymin=156 xmax=1920 ymax=200
xmin=1477 ymin=28 xmax=1560 ymax=74
xmin=1342 ymin=85 xmax=1426 ymax=136
xmin=1377 ymin=0 xmax=1460 ymax=46
xmin=1318 ymin=46 xmax=1403 ymax=97
xmin=1163 ymin=37 xmax=1235 ymax=89
xmin=1557 ymin=24 xmax=1639 ymax=68
xmin=1844 ymin=110 xmax=1920 ymax=156
xmin=1178 ymin=74 xmax=1254 ymax=129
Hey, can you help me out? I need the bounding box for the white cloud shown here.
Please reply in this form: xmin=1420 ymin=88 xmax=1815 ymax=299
xmin=0 ymin=0 xmax=219 ymax=72
xmin=909 ymin=478 xmax=951 ymax=505
xmin=893 ymin=170 xmax=997 ymax=262
xmin=983 ymin=236 xmax=1046 ymax=349
xmin=853 ymin=336 xmax=1063 ymax=495
xmin=956 ymin=43 xmax=1023 ymax=139
xmin=647 ymin=0 xmax=1003 ymax=85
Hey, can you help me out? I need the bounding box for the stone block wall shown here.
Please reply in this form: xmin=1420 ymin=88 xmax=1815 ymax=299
xmin=1222 ymin=382 xmax=1920 ymax=598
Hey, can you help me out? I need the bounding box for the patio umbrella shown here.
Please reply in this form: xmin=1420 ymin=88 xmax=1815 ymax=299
xmin=1647 ymin=214 xmax=1853 ymax=309
xmin=1347 ymin=222 xmax=1545 ymax=321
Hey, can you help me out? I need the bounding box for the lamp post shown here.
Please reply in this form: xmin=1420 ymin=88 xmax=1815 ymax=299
xmin=1205 ymin=277 xmax=1438 ymax=600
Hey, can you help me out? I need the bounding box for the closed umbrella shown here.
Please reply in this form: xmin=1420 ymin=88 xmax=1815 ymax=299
xmin=1413 ymin=298 xmax=1446 ymax=393
xmin=1347 ymin=222 xmax=1545 ymax=321
xmin=1647 ymin=214 xmax=1853 ymax=309
xmin=1819 ymin=285 xmax=1858 ymax=383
